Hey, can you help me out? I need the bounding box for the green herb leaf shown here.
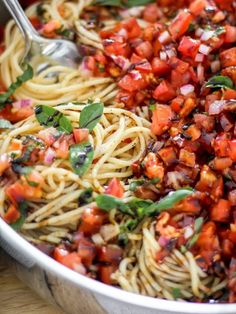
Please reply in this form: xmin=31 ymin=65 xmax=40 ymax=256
xmin=0 ymin=119 xmax=13 ymax=129
xmin=186 ymin=233 xmax=199 ymax=249
xmin=35 ymin=105 xmax=73 ymax=134
xmin=78 ymin=188 xmax=93 ymax=206
xmin=94 ymin=0 xmax=154 ymax=7
xmin=12 ymin=164 xmax=33 ymax=175
xmin=79 ymin=102 xmax=104 ymax=131
xmin=0 ymin=64 xmax=33 ymax=106
xmin=214 ymin=26 xmax=225 ymax=36
xmin=205 ymin=75 xmax=234 ymax=90
xmin=10 ymin=201 xmax=28 ymax=230
xmin=172 ymin=288 xmax=181 ymax=299
xmin=69 ymin=142 xmax=94 ymax=177
xmin=27 ymin=180 xmax=39 ymax=187
xmin=128 ymin=198 xmax=153 ymax=218
xmin=194 ymin=217 xmax=204 ymax=233
xmin=126 ymin=0 xmax=155 ymax=7
xmin=129 ymin=180 xmax=145 ymax=191
xmin=145 ymin=188 xmax=194 ymax=216
xmin=96 ymin=194 xmax=134 ymax=216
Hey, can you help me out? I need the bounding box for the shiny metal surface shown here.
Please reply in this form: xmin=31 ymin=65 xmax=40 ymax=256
xmin=2 ymin=0 xmax=81 ymax=70
xmin=0 ymin=3 xmax=236 ymax=314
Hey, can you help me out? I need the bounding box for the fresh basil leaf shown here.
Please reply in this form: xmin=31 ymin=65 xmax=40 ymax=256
xmin=205 ymin=76 xmax=234 ymax=90
xmin=129 ymin=180 xmax=145 ymax=191
xmin=0 ymin=64 xmax=33 ymax=106
xmin=35 ymin=105 xmax=73 ymax=134
xmin=194 ymin=217 xmax=204 ymax=233
xmin=0 ymin=119 xmax=13 ymax=129
xmin=10 ymin=201 xmax=28 ymax=230
xmin=79 ymin=102 xmax=104 ymax=131
xmin=96 ymin=194 xmax=134 ymax=216
xmin=186 ymin=233 xmax=199 ymax=249
xmin=12 ymin=164 xmax=33 ymax=175
xmin=214 ymin=26 xmax=225 ymax=36
xmin=172 ymin=288 xmax=181 ymax=299
xmin=126 ymin=0 xmax=154 ymax=7
xmin=145 ymin=188 xmax=194 ymax=216
xmin=27 ymin=180 xmax=39 ymax=187
xmin=78 ymin=188 xmax=93 ymax=206
xmin=69 ymin=142 xmax=94 ymax=177
xmin=94 ymin=0 xmax=123 ymax=6
xmin=94 ymin=0 xmax=154 ymax=7
xmin=128 ymin=198 xmax=153 ymax=218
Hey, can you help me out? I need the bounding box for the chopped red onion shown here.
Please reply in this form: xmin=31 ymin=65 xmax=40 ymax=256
xmin=13 ymin=99 xmax=33 ymax=109
xmin=130 ymin=70 xmax=142 ymax=80
xmin=195 ymin=53 xmax=204 ymax=62
xmin=195 ymin=28 xmax=204 ymax=37
xmin=199 ymin=44 xmax=211 ymax=55
xmin=160 ymin=51 xmax=167 ymax=61
xmin=158 ymin=31 xmax=171 ymax=44
xmin=200 ymin=30 xmax=214 ymax=41
xmin=44 ymin=147 xmax=56 ymax=165
xmin=210 ymin=60 xmax=221 ymax=73
xmin=79 ymin=59 xmax=93 ymax=78
xmin=197 ymin=64 xmax=204 ymax=82
xmin=110 ymin=54 xmax=130 ymax=71
xmin=208 ymin=100 xmax=225 ymax=115
xmin=180 ymin=84 xmax=195 ymax=95
xmin=159 ymin=236 xmax=169 ymax=247
xmin=184 ymin=226 xmax=194 ymax=239
xmin=117 ymin=28 xmax=128 ymax=39
xmin=166 ymin=48 xmax=176 ymax=58
xmin=119 ymin=6 xmax=144 ymax=18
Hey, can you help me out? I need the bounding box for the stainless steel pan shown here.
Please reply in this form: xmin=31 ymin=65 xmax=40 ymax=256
xmin=0 ymin=2 xmax=236 ymax=313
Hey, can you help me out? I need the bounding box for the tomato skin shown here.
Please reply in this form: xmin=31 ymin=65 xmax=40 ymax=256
xmin=3 ymin=205 xmax=20 ymax=224
xmin=168 ymin=10 xmax=193 ymax=40
xmin=77 ymin=238 xmax=96 ymax=267
xmin=79 ymin=207 xmax=106 ymax=235
xmin=135 ymin=41 xmax=153 ymax=60
xmin=189 ymin=0 xmax=207 ymax=15
xmin=55 ymin=250 xmax=86 ymax=274
xmin=224 ymin=26 xmax=236 ymax=43
xmin=153 ymin=80 xmax=176 ymax=102
xmin=151 ymin=58 xmax=171 ymax=76
xmin=99 ymin=265 xmax=115 ymax=285
xmin=143 ymin=4 xmax=160 ymax=23
xmin=98 ymin=245 xmax=123 ymax=265
xmin=118 ymin=71 xmax=147 ymax=92
xmin=116 ymin=90 xmax=134 ymax=108
xmin=229 ymin=140 xmax=236 ymax=162
xmin=121 ymin=18 xmax=141 ymax=39
xmin=54 ymin=246 xmax=69 ymax=263
xmin=151 ymin=104 xmax=174 ymax=135
xmin=210 ymin=199 xmax=231 ymax=222
xmin=220 ymin=47 xmax=236 ymax=68
xmin=178 ymin=36 xmax=200 ymax=58
xmin=105 ymin=178 xmax=124 ymax=198
xmin=5 ymin=182 xmax=25 ymax=205
xmin=73 ymin=128 xmax=89 ymax=144
xmin=0 ymin=104 xmax=33 ymax=123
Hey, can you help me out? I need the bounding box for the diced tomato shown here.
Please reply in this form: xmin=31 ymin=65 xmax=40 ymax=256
xmin=43 ymin=20 xmax=61 ymax=34
xmin=103 ymin=38 xmax=130 ymax=58
xmin=179 ymin=98 xmax=196 ymax=118
xmin=73 ymin=128 xmax=89 ymax=144
xmin=54 ymin=139 xmax=69 ymax=159
xmin=77 ymin=238 xmax=96 ymax=267
xmin=179 ymin=149 xmax=196 ymax=167
xmin=118 ymin=71 xmax=147 ymax=92
xmin=25 ymin=171 xmax=44 ymax=188
xmin=135 ymin=41 xmax=153 ymax=60
xmin=225 ymin=26 xmax=236 ymax=43
xmin=168 ymin=10 xmax=193 ymax=40
xmin=211 ymin=157 xmax=233 ymax=171
xmin=5 ymin=182 xmax=25 ymax=205
xmin=210 ymin=199 xmax=231 ymax=222
xmin=214 ymin=0 xmax=233 ymax=11
xmin=0 ymin=154 xmax=10 ymax=176
xmin=135 ymin=60 xmax=152 ymax=73
xmin=79 ymin=207 xmax=106 ymax=235
xmin=105 ymin=178 xmax=124 ymax=198
xmin=158 ymin=147 xmax=176 ymax=166
xmin=3 ymin=205 xmax=20 ymax=224
xmin=121 ymin=18 xmax=141 ymax=39
xmin=189 ymin=0 xmax=208 ymax=15
xmin=229 ymin=140 xmax=236 ymax=162
xmin=143 ymin=3 xmax=160 ymax=23
xmin=169 ymin=57 xmax=189 ymax=73
xmin=0 ymin=104 xmax=33 ymax=123
xmin=153 ymin=80 xmax=176 ymax=102
xmin=151 ymin=58 xmax=171 ymax=76
xmin=99 ymin=265 xmax=115 ymax=285
xmin=220 ymin=48 xmax=236 ymax=68
xmin=170 ymin=96 xmax=184 ymax=113
xmin=178 ymin=36 xmax=200 ymax=58
xmin=151 ymin=104 xmax=174 ymax=135
xmin=54 ymin=246 xmax=69 ymax=263
xmin=98 ymin=245 xmax=122 ymax=265
xmin=55 ymin=250 xmax=86 ymax=274
xmin=194 ymin=113 xmax=215 ymax=132
xmin=144 ymin=152 xmax=164 ymax=180
xmin=116 ymin=90 xmax=134 ymax=108
xmin=29 ymin=16 xmax=41 ymax=30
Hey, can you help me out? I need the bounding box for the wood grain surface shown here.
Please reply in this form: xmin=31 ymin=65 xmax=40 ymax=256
xmin=0 ymin=258 xmax=64 ymax=314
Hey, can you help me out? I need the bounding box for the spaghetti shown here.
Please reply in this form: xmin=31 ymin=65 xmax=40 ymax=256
xmin=0 ymin=0 xmax=236 ymax=304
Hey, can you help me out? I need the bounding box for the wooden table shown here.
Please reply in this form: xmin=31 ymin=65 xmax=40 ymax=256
xmin=0 ymin=258 xmax=64 ymax=314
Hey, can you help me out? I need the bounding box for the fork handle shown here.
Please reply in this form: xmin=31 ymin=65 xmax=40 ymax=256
xmin=2 ymin=0 xmax=39 ymax=40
